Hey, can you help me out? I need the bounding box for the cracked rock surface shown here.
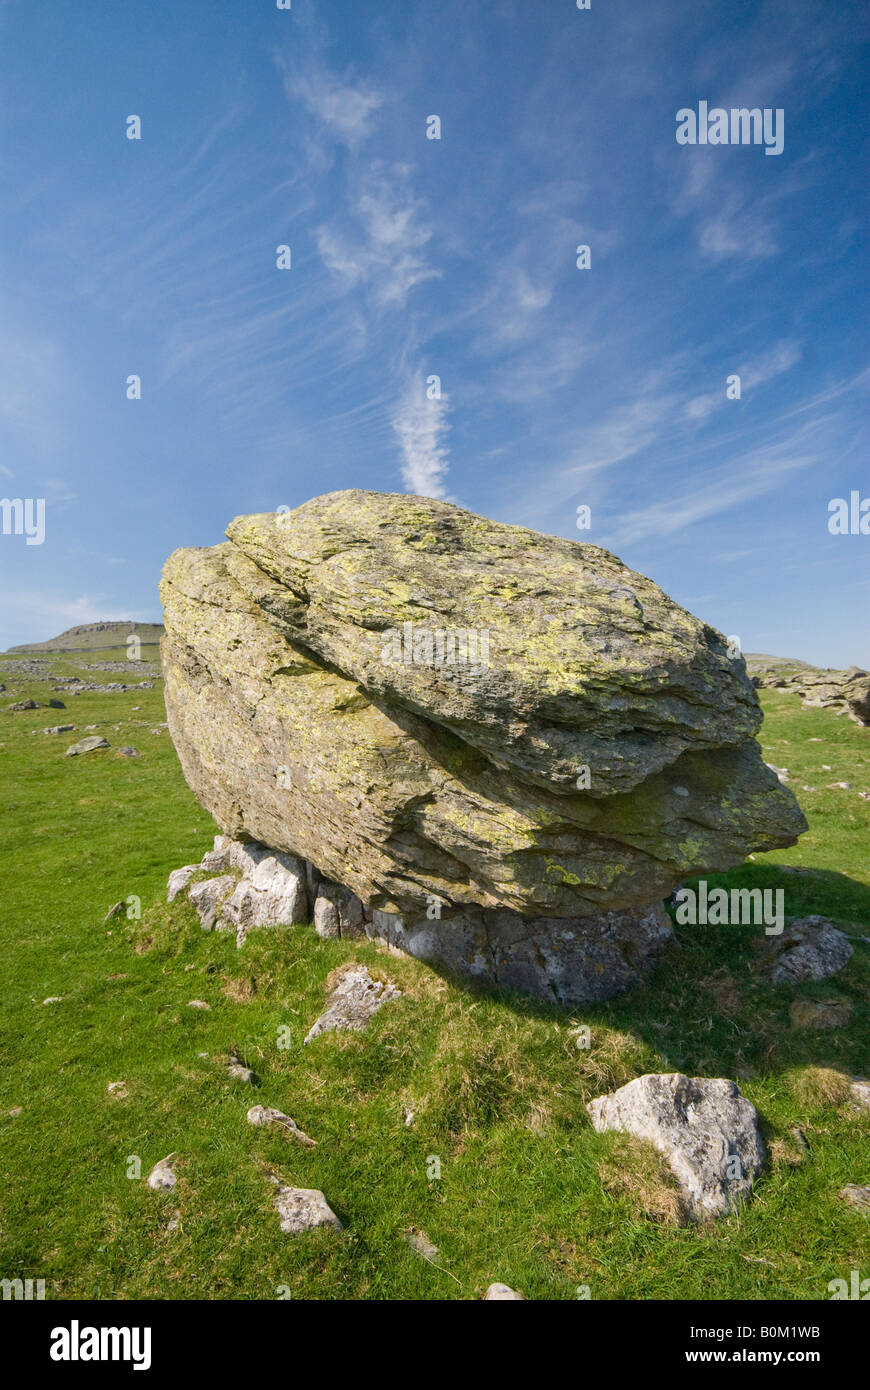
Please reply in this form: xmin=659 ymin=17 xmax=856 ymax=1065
xmin=304 ymin=964 xmax=401 ymax=1043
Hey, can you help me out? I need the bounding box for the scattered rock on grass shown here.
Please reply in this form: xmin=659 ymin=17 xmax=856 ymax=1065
xmin=247 ymin=1106 xmax=316 ymax=1147
xmin=42 ymin=996 xmax=62 ymax=1005
xmin=147 ymin=1155 xmax=177 ymax=1191
xmin=42 ymin=725 xmax=75 ymax=735
xmin=849 ymin=1079 xmax=870 ymax=1111
xmin=405 ymin=1228 xmax=439 ymax=1261
xmin=484 ymin=1283 xmax=524 ymax=1300
xmin=789 ymin=998 xmax=853 ymax=1031
xmin=764 ymin=763 xmax=790 ymax=784
xmin=269 ymin=1177 xmax=343 ymax=1234
xmin=769 ymin=917 xmax=853 ymax=985
xmin=839 ymin=1185 xmax=870 ymax=1211
xmin=227 ymin=1055 xmax=254 ymax=1082
xmin=65 ymin=736 xmax=109 ymax=757
xmin=304 ymin=964 xmax=400 ymax=1044
xmin=188 ymin=999 xmax=210 ymax=1010
xmin=587 ymin=1073 xmax=766 ymax=1220
xmin=118 ymin=746 xmax=141 ymax=758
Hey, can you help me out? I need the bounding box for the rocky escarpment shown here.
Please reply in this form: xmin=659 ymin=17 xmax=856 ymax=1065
xmin=159 ymin=490 xmax=807 ymax=1001
xmin=748 ymin=654 xmax=870 ymax=725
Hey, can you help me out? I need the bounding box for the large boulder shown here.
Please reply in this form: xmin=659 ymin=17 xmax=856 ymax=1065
xmin=160 ymin=491 xmax=806 ymax=999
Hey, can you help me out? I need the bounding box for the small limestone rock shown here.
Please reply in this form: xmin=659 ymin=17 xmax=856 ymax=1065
xmin=107 ymin=1081 xmax=128 ymax=1098
xmin=104 ymin=901 xmax=125 ymax=922
xmin=8 ymin=1106 xmax=23 ymax=1117
xmin=215 ymin=840 xmax=308 ymax=946
xmin=269 ymin=1177 xmax=342 ymax=1234
xmin=304 ymin=964 xmax=400 ymax=1044
xmin=849 ymin=1079 xmax=870 ymax=1111
xmin=118 ymin=746 xmax=141 ymax=758
xmin=65 ymin=736 xmax=109 ymax=757
xmin=484 ymin=1283 xmax=524 ymax=1300
xmin=188 ymin=999 xmax=210 ymax=1010
xmin=147 ymin=1155 xmax=177 ymax=1191
xmin=188 ymin=875 xmax=237 ymax=930
xmin=789 ymin=1126 xmax=810 ymax=1154
xmin=198 ymin=847 xmax=231 ymax=873
xmin=839 ymin=1185 xmax=870 ymax=1210
xmin=770 ymin=917 xmax=853 ymax=985
xmin=313 ymin=879 xmax=365 ymax=940
xmin=167 ymin=865 xmax=200 ymax=903
xmin=587 ymin=1073 xmax=765 ymax=1220
xmin=227 ymin=1055 xmax=254 ymax=1082
xmin=42 ymin=996 xmax=62 ymax=1005
xmin=765 ymin=763 xmax=790 ymax=784
xmin=42 ymin=725 xmax=75 ymax=735
xmin=405 ymin=1228 xmax=439 ymax=1261
xmin=789 ymin=998 xmax=852 ymax=1031
xmin=10 ymin=698 xmax=40 ymax=711
xmin=247 ymin=1105 xmax=316 ymax=1147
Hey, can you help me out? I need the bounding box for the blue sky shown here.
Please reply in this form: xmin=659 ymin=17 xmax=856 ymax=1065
xmin=1 ymin=0 xmax=867 ymax=664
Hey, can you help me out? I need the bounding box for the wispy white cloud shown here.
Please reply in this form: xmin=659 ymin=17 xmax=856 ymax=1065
xmin=316 ymin=164 xmax=440 ymax=308
xmin=683 ymin=338 xmax=802 ymax=421
xmin=608 ymin=445 xmax=816 ymax=547
xmin=392 ymin=372 xmax=450 ymax=497
xmin=284 ymin=62 xmax=383 ymax=147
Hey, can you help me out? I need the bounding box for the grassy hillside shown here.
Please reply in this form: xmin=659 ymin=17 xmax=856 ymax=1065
xmin=6 ymin=621 xmax=164 ymax=653
xmin=0 ymin=650 xmax=867 ymax=1300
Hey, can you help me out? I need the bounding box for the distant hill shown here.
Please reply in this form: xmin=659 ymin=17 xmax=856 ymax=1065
xmin=5 ymin=621 xmax=164 ymax=654
xmin=744 ymin=652 xmax=820 ymax=675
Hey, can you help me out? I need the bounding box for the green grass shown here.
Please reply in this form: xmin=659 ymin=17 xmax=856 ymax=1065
xmin=0 ymin=654 xmax=867 ymax=1300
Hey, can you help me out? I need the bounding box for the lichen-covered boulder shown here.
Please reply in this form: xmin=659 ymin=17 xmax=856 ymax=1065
xmin=160 ymin=490 xmax=807 ymax=998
